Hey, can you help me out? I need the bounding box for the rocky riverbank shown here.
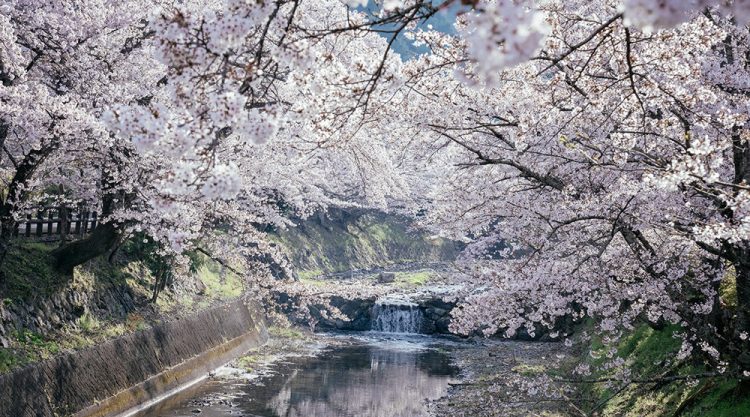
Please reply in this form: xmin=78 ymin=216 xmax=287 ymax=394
xmin=430 ymin=338 xmax=576 ymax=417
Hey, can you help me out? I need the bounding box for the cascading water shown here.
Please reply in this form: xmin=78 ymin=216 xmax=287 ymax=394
xmin=371 ymin=302 xmax=424 ymax=333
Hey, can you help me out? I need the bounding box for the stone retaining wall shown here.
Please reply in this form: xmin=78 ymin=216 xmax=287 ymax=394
xmin=0 ymin=297 xmax=267 ymax=417
xmin=0 ymin=283 xmax=138 ymax=349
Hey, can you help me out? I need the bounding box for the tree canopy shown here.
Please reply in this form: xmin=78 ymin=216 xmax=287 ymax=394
xmin=1 ymin=0 xmax=750 ymax=379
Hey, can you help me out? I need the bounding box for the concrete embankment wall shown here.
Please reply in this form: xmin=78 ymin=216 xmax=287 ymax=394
xmin=0 ymin=297 xmax=267 ymax=417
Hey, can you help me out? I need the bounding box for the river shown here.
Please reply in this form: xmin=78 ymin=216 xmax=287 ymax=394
xmin=134 ymin=297 xmax=573 ymax=417
xmin=139 ymin=333 xmax=463 ymax=417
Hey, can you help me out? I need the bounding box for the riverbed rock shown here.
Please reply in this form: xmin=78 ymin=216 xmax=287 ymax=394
xmin=378 ymin=272 xmax=396 ymax=283
xmin=311 ymin=296 xmax=376 ymax=331
xmin=425 ymin=307 xmax=448 ymax=319
xmin=195 ymin=279 xmax=207 ymax=295
xmin=434 ymin=317 xmax=452 ymax=334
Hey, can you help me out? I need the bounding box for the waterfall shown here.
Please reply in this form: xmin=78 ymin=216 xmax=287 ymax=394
xmin=371 ymin=302 xmax=424 ymax=334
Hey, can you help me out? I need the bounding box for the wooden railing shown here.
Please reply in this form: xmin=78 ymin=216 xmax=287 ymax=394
xmin=14 ymin=207 xmax=98 ymax=239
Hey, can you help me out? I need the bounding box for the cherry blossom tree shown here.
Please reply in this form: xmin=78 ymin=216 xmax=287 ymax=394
xmin=0 ymin=0 xmax=410 ymax=286
xmin=4 ymin=0 xmax=750 ymax=381
xmin=101 ymin=0 xmax=411 ymax=266
xmin=375 ymin=0 xmax=750 ymax=377
xmin=0 ymin=0 xmax=166 ymax=273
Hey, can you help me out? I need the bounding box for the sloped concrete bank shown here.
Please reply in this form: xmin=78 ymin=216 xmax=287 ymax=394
xmin=0 ymin=297 xmax=268 ymax=417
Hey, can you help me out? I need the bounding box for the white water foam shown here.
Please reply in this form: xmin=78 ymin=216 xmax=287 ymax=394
xmin=371 ymin=303 xmax=424 ymax=334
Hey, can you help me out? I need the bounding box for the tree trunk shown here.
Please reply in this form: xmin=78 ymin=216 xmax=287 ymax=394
xmin=58 ymin=206 xmax=69 ymax=247
xmin=51 ymin=222 xmax=119 ymax=274
xmin=50 ymin=144 xmax=135 ymax=274
xmin=151 ymin=266 xmax=167 ymax=303
xmin=0 ymin=143 xmax=56 ymax=281
xmin=0 ymin=219 xmax=17 ymax=281
xmin=50 ymin=189 xmax=123 ymax=273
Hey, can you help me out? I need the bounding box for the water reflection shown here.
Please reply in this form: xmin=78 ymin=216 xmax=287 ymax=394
xmin=152 ymin=340 xmax=459 ymax=417
xmin=266 ymin=346 xmax=455 ymax=417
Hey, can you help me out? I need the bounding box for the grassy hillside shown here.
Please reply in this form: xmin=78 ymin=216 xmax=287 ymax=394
xmin=273 ymin=208 xmax=462 ymax=278
xmin=1 ymin=240 xmax=242 ymax=305
xmin=0 ymin=239 xmax=244 ymax=374
xmin=569 ymin=322 xmax=750 ymax=416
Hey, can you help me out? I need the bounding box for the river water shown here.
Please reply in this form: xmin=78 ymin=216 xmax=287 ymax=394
xmin=142 ymin=334 xmax=461 ymax=417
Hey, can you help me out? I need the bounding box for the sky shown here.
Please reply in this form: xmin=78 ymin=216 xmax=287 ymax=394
xmin=358 ymin=1 xmax=462 ymax=60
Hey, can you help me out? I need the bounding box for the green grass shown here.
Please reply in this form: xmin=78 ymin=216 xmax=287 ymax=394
xmin=0 ymin=240 xmax=151 ymax=302
xmin=236 ymin=354 xmax=261 ymax=371
xmin=580 ymin=323 xmax=686 ymax=415
xmin=297 ymin=269 xmax=323 ymax=280
xmin=0 ymin=236 xmax=244 ymax=311
xmin=13 ymin=329 xmax=60 ymax=353
xmin=0 ymin=348 xmax=21 ymax=373
xmin=572 ymin=321 xmax=750 ymax=416
xmin=0 ymin=329 xmax=63 ymax=369
xmin=395 ymin=271 xmax=431 ymax=287
xmin=268 ymin=326 xmax=305 ymax=339
xmin=512 ymin=363 xmax=546 ymax=376
xmin=77 ymin=312 xmax=100 ymax=333
xmin=197 ymin=261 xmax=244 ymax=299
xmin=0 ymin=241 xmax=67 ymax=301
xmin=719 ymin=265 xmax=737 ymax=309
xmin=0 ymin=311 xmax=156 ymax=375
xmin=618 ymin=324 xmax=682 ymax=375
xmin=681 ymin=380 xmax=750 ymax=417
xmin=299 ymin=277 xmax=327 ymax=287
